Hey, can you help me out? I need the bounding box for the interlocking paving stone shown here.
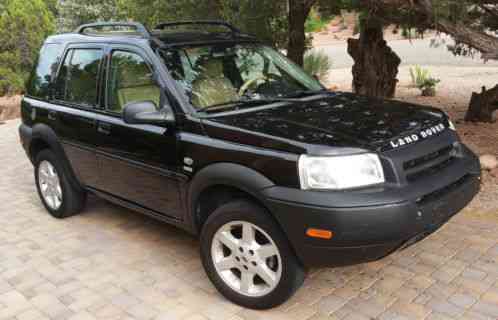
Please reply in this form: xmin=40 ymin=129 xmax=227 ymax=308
xmin=1 ymin=119 xmax=498 ymax=319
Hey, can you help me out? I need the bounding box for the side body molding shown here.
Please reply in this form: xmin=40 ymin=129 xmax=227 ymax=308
xmin=186 ymin=162 xmax=275 ymax=233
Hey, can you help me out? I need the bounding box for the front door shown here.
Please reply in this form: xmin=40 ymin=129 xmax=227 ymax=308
xmin=94 ymin=46 xmax=184 ymax=219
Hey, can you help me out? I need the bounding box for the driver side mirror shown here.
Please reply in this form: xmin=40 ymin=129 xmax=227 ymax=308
xmin=123 ymin=100 xmax=175 ymax=125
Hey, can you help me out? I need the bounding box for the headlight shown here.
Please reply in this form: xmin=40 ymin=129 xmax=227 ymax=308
xmin=448 ymin=119 xmax=456 ymax=131
xmin=298 ymin=153 xmax=385 ymax=190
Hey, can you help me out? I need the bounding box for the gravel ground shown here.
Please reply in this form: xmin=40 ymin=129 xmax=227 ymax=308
xmin=327 ymin=65 xmax=498 ymax=213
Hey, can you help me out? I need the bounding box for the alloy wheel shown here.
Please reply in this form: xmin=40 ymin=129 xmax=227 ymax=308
xmin=211 ymin=221 xmax=282 ymax=297
xmin=38 ymin=160 xmax=63 ymax=210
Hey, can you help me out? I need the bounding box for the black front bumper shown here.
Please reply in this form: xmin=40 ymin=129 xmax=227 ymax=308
xmin=262 ymin=145 xmax=481 ymax=267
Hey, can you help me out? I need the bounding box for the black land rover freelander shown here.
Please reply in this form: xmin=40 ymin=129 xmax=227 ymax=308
xmin=19 ymin=21 xmax=481 ymax=308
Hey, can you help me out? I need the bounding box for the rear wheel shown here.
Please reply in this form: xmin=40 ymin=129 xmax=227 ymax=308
xmin=35 ymin=149 xmax=86 ymax=218
xmin=200 ymin=200 xmax=305 ymax=309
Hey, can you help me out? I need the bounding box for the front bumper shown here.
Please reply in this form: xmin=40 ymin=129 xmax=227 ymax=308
xmin=262 ymin=145 xmax=481 ymax=267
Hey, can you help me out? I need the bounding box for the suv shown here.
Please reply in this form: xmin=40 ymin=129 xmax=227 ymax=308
xmin=20 ymin=21 xmax=480 ymax=309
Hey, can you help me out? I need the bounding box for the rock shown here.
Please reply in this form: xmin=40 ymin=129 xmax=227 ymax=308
xmin=490 ymin=168 xmax=498 ymax=178
xmin=480 ymin=154 xmax=498 ymax=170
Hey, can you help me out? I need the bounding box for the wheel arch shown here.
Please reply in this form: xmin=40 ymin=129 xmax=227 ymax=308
xmin=30 ymin=124 xmax=84 ymax=192
xmin=187 ymin=163 xmax=276 ymax=234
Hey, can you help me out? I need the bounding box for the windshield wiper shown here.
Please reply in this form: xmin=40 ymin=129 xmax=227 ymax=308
xmin=284 ymin=88 xmax=331 ymax=99
xmin=196 ymin=97 xmax=300 ymax=113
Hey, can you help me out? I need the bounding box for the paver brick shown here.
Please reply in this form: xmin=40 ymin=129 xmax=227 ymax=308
xmin=470 ymin=301 xmax=498 ymax=318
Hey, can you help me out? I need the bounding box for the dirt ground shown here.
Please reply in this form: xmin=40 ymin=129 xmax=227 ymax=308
xmin=0 ymin=95 xmax=21 ymax=122
xmin=327 ymin=66 xmax=498 ymax=213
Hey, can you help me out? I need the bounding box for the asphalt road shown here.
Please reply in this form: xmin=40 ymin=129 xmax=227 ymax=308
xmin=316 ymin=37 xmax=498 ymax=69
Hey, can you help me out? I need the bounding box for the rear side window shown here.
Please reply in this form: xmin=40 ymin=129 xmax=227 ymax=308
xmin=26 ymin=44 xmax=64 ymax=100
xmin=54 ymin=48 xmax=103 ymax=107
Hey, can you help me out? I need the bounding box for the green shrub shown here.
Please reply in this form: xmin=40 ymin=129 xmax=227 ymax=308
xmin=303 ymin=50 xmax=333 ymax=81
xmin=409 ymin=65 xmax=441 ymax=96
xmin=305 ymin=8 xmax=332 ymax=33
xmin=0 ymin=67 xmax=26 ymax=96
xmin=0 ymin=0 xmax=55 ymax=97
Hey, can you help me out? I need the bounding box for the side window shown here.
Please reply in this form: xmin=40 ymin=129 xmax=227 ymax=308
xmin=107 ymin=50 xmax=160 ymax=113
xmin=54 ymin=48 xmax=103 ymax=107
xmin=26 ymin=43 xmax=64 ymax=100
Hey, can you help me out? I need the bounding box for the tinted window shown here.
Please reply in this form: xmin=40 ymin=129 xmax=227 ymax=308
xmin=26 ymin=44 xmax=64 ymax=99
xmin=107 ymin=50 xmax=160 ymax=113
xmin=55 ymin=49 xmax=103 ymax=107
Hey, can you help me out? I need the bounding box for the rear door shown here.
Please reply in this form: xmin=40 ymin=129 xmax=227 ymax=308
xmin=93 ymin=44 xmax=184 ymax=219
xmin=51 ymin=44 xmax=105 ymax=188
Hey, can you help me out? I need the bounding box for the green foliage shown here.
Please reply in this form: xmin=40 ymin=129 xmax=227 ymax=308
xmin=218 ymin=0 xmax=288 ymax=48
xmin=0 ymin=67 xmax=26 ymax=96
xmin=401 ymin=27 xmax=417 ymax=39
xmin=303 ymin=50 xmax=332 ymax=81
xmin=115 ymin=0 xmax=218 ymax=30
xmin=57 ymin=0 xmax=122 ymax=32
xmin=119 ymin=0 xmax=289 ymax=49
xmin=305 ymin=8 xmax=331 ymax=33
xmin=0 ymin=0 xmax=55 ymax=96
xmin=409 ymin=66 xmax=440 ymax=95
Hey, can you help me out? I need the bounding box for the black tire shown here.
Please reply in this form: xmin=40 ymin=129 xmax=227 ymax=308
xmin=34 ymin=149 xmax=86 ymax=218
xmin=200 ymin=200 xmax=305 ymax=309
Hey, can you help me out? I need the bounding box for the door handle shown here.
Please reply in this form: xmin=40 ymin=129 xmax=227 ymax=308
xmin=97 ymin=122 xmax=111 ymax=135
xmin=48 ymin=111 xmax=57 ymax=121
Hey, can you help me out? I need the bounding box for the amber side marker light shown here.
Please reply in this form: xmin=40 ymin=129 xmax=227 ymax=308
xmin=306 ymin=228 xmax=333 ymax=239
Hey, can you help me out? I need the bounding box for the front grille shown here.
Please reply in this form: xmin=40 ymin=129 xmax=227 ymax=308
xmin=404 ymin=145 xmax=455 ymax=182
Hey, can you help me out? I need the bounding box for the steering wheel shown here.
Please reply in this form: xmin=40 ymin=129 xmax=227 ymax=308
xmin=238 ymin=73 xmax=280 ymax=96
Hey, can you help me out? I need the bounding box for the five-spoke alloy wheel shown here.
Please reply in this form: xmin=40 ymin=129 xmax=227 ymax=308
xmin=201 ymin=200 xmax=304 ymax=309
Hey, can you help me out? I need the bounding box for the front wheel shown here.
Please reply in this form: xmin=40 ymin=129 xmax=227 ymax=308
xmin=200 ymin=200 xmax=305 ymax=309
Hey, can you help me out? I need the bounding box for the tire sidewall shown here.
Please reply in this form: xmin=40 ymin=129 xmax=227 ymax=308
xmin=34 ymin=150 xmax=70 ymax=218
xmin=200 ymin=200 xmax=304 ymax=309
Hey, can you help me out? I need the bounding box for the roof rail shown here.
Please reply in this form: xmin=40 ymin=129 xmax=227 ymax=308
xmin=154 ymin=20 xmax=241 ymax=35
xmin=75 ymin=22 xmax=151 ymax=38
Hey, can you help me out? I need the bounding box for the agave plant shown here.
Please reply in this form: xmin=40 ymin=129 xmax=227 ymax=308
xmin=409 ymin=65 xmax=440 ymax=97
xmin=303 ymin=50 xmax=333 ymax=82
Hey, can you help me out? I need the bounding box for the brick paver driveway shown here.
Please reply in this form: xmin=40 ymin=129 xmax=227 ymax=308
xmin=1 ymin=119 xmax=498 ymax=320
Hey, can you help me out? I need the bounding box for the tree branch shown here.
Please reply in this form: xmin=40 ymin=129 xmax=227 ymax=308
xmin=373 ymin=0 xmax=498 ymax=60
xmin=304 ymin=0 xmax=317 ymax=14
xmin=480 ymin=4 xmax=498 ymax=20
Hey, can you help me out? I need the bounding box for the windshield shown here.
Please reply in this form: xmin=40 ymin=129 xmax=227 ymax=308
xmin=159 ymin=43 xmax=323 ymax=111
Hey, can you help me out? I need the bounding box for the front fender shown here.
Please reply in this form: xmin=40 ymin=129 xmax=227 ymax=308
xmin=186 ymin=162 xmax=275 ymax=233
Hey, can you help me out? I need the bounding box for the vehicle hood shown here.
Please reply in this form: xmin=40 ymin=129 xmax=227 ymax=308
xmin=203 ymin=92 xmax=449 ymax=154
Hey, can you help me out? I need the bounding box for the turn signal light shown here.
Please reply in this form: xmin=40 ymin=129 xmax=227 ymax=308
xmin=306 ymin=228 xmax=333 ymax=239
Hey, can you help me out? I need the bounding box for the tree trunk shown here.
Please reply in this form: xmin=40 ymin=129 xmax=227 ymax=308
xmin=465 ymin=85 xmax=498 ymax=122
xmin=347 ymin=16 xmax=401 ymax=99
xmin=287 ymin=0 xmax=314 ymax=66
